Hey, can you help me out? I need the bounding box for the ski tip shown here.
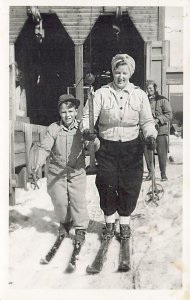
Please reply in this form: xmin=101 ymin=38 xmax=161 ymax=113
xmin=40 ymin=258 xmax=49 ymax=265
xmin=65 ymin=263 xmax=76 ymax=274
xmin=86 ymin=265 xmax=100 ymax=275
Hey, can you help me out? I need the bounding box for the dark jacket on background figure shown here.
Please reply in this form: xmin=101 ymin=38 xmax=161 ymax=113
xmin=149 ymin=94 xmax=172 ymax=135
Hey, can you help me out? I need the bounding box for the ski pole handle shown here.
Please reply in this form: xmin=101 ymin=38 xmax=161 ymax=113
xmin=85 ymin=73 xmax=95 ymax=135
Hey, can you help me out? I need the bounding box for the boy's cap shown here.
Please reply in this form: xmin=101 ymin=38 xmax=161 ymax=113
xmin=58 ymin=94 xmax=80 ymax=108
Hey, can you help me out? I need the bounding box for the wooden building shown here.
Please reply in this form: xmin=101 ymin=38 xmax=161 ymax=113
xmin=10 ymin=6 xmax=169 ymax=123
xmin=9 ymin=6 xmax=177 ymax=204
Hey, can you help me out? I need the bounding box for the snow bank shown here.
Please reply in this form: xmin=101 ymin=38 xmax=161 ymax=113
xmin=9 ymin=136 xmax=183 ymax=289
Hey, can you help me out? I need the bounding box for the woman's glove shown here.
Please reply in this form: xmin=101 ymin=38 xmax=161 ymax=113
xmin=154 ymin=118 xmax=160 ymax=130
xmin=83 ymin=129 xmax=97 ymax=141
xmin=145 ymin=136 xmax=157 ymax=150
xmin=84 ymin=137 xmax=100 ymax=152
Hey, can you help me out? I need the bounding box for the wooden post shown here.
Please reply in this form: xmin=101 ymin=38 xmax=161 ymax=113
xmin=75 ymin=44 xmax=84 ymax=120
xmin=9 ymin=44 xmax=16 ymax=205
xmin=146 ymin=41 xmax=167 ymax=96
xmin=88 ymin=86 xmax=96 ymax=173
xmin=39 ymin=126 xmax=47 ymax=177
xmin=145 ymin=42 xmax=152 ymax=81
xmin=9 ymin=44 xmax=16 ymax=121
xmin=24 ymin=123 xmax=33 ymax=177
xmin=165 ymin=40 xmax=170 ymax=69
xmin=158 ymin=7 xmax=165 ymax=40
xmin=9 ymin=120 xmax=15 ymax=205
xmin=17 ymin=167 xmax=28 ymax=191
xmin=162 ymin=41 xmax=167 ymax=97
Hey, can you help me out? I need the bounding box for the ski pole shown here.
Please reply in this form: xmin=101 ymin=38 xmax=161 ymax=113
xmin=85 ymin=73 xmax=96 ymax=173
xmin=145 ymin=146 xmax=164 ymax=206
xmin=150 ymin=149 xmax=158 ymax=206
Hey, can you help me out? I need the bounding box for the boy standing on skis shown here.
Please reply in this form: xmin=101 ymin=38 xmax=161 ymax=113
xmin=32 ymin=94 xmax=99 ymax=249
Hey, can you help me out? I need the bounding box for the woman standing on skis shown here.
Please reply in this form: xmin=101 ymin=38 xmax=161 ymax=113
xmin=81 ymin=54 xmax=157 ymax=245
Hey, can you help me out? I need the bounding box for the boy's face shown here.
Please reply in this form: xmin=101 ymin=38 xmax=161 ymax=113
xmin=59 ymin=103 xmax=78 ymax=127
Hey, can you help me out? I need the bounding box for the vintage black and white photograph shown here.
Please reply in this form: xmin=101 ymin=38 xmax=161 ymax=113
xmin=0 ymin=1 xmax=189 ymax=298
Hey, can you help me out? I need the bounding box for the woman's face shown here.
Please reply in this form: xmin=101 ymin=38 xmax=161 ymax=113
xmin=113 ymin=64 xmax=131 ymax=89
xmin=147 ymin=84 xmax=155 ymax=96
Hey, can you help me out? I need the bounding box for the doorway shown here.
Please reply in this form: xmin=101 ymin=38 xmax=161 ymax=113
xmin=84 ymin=13 xmax=145 ymax=90
xmin=15 ymin=13 xmax=75 ymax=126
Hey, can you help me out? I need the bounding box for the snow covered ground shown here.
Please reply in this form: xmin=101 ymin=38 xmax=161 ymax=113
xmin=8 ymin=135 xmax=183 ymax=290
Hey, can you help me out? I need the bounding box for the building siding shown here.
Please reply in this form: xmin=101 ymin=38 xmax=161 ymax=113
xmin=9 ymin=6 xmax=159 ymax=44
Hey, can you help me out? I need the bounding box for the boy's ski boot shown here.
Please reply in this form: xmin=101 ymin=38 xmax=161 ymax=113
xmin=65 ymin=229 xmax=86 ymax=273
xmin=58 ymin=221 xmax=73 ymax=237
xmin=40 ymin=221 xmax=73 ymax=265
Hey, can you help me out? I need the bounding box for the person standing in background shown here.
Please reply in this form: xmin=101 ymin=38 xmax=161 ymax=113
xmin=144 ymin=80 xmax=173 ymax=181
xmin=15 ymin=62 xmax=27 ymax=117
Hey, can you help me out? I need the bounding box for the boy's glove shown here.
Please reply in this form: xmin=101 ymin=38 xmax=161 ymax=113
xmin=145 ymin=136 xmax=157 ymax=150
xmin=31 ymin=162 xmax=40 ymax=174
xmin=83 ymin=129 xmax=97 ymax=141
xmin=29 ymin=167 xmax=40 ymax=190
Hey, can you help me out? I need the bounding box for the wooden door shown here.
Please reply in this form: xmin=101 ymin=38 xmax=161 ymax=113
xmin=145 ymin=40 xmax=169 ymax=97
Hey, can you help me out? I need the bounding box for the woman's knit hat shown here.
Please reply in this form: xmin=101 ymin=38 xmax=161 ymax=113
xmin=111 ymin=54 xmax=135 ymax=77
